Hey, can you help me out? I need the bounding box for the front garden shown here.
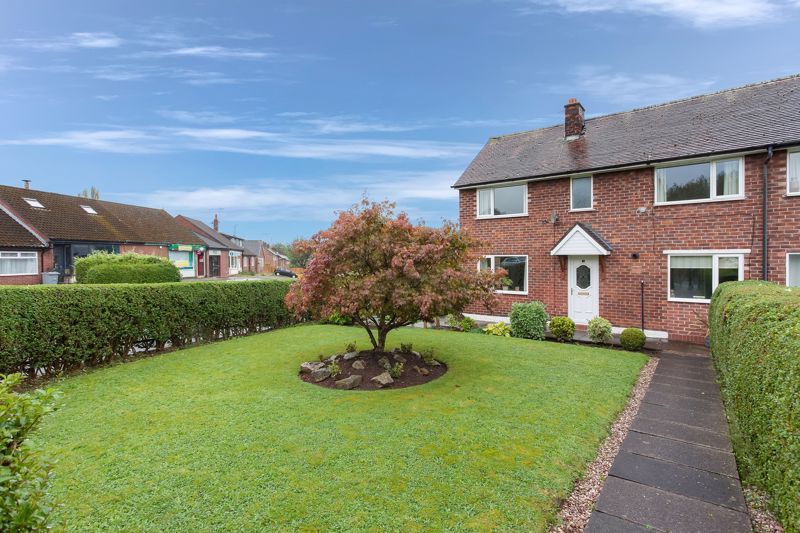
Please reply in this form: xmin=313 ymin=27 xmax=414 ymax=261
xmin=35 ymin=324 xmax=646 ymax=531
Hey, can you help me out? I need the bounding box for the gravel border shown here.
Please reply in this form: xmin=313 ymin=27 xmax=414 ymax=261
xmin=744 ymin=487 xmax=785 ymax=533
xmin=550 ymin=356 xmax=659 ymax=533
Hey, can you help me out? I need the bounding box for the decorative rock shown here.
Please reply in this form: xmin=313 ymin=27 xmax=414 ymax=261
xmin=371 ymin=372 xmax=394 ymax=387
xmin=334 ymin=374 xmax=362 ymax=390
xmin=411 ymin=351 xmax=421 ymax=357
xmin=352 ymin=360 xmax=366 ymax=370
xmin=377 ymin=356 xmax=391 ymax=369
xmin=393 ymin=353 xmax=407 ymax=363
xmin=310 ymin=367 xmax=332 ymax=382
xmin=419 ymin=367 xmax=430 ymax=376
xmin=325 ymin=354 xmax=339 ymax=363
xmin=427 ymin=359 xmax=441 ymax=366
xmin=343 ymin=351 xmax=360 ymax=361
xmin=300 ymin=361 xmax=325 ymax=374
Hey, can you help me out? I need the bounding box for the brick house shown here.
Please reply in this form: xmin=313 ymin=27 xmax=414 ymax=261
xmin=266 ymin=247 xmax=291 ymax=271
xmin=221 ymin=232 xmax=258 ymax=273
xmin=242 ymin=239 xmax=270 ymax=273
xmin=454 ymin=76 xmax=800 ymax=343
xmin=0 ymin=184 xmax=204 ymax=284
xmin=174 ymin=214 xmax=244 ymax=278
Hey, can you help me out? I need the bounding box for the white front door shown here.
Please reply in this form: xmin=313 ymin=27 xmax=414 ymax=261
xmin=568 ymin=255 xmax=599 ymax=324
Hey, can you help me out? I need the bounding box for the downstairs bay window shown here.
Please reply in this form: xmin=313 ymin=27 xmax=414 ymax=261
xmin=479 ymin=255 xmax=528 ymax=293
xmin=0 ymin=251 xmax=38 ymax=276
xmin=667 ymin=252 xmax=744 ymax=303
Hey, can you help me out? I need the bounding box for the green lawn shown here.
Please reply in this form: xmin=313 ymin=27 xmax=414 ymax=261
xmin=35 ymin=325 xmax=647 ymax=531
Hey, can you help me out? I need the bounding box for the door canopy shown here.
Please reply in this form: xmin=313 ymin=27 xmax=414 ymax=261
xmin=550 ymin=223 xmax=612 ymax=256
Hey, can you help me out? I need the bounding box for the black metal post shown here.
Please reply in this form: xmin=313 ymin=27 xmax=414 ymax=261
xmin=640 ymin=280 xmax=645 ymax=331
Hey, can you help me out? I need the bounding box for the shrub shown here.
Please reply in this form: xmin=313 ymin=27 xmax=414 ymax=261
xmin=587 ymin=316 xmax=613 ymax=344
xmin=388 ymin=362 xmax=404 ymax=379
xmin=460 ymin=316 xmax=476 ymax=332
xmin=0 ymin=374 xmax=59 ymax=531
xmin=549 ymin=316 xmax=576 ymax=342
xmin=344 ymin=341 xmax=357 ymax=353
xmin=420 ymin=349 xmax=436 ymax=365
xmin=84 ymin=262 xmax=181 ymax=284
xmin=399 ymin=343 xmax=413 ymax=353
xmin=483 ymin=322 xmax=511 ymax=337
xmin=75 ymin=251 xmax=178 ymax=284
xmin=509 ymin=302 xmax=548 ymax=340
xmin=328 ymin=361 xmax=341 ymax=378
xmin=710 ymin=281 xmax=800 ymax=530
xmin=326 ymin=312 xmax=353 ymax=326
xmin=0 ymin=281 xmax=293 ymax=377
xmin=619 ymin=328 xmax=646 ymax=351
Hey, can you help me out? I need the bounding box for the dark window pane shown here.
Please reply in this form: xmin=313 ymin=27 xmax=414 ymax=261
xmin=670 ymin=256 xmax=712 ymax=299
xmin=493 ymin=185 xmax=525 ymax=215
xmin=497 ymin=256 xmax=526 ymax=292
xmin=658 ymin=163 xmax=711 ymax=202
xmin=571 ymin=177 xmax=592 ymax=209
xmin=576 ymin=264 xmax=591 ymax=289
xmin=718 ymin=256 xmax=740 ymax=284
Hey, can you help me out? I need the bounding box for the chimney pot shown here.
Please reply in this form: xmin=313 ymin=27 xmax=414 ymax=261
xmin=564 ymin=98 xmax=585 ymax=139
xmin=213 ymin=213 xmax=219 ymax=232
xmin=22 ymin=179 xmax=30 ymax=190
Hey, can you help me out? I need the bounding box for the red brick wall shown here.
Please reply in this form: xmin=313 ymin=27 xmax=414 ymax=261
xmin=460 ymin=150 xmax=799 ymax=343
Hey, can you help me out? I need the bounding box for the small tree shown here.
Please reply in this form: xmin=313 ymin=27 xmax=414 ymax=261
xmin=285 ymin=200 xmax=503 ymax=352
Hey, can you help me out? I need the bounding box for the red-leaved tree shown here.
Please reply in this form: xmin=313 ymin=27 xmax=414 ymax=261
xmin=285 ymin=200 xmax=504 ymax=352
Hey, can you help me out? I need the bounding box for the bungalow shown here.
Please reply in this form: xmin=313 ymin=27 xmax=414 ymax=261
xmin=243 ymin=239 xmax=270 ymax=274
xmin=0 ymin=183 xmax=204 ymax=284
xmin=454 ymin=75 xmax=800 ymax=343
xmin=267 ymin=247 xmax=291 ymax=272
xmin=221 ymin=232 xmax=258 ymax=273
xmin=174 ymin=214 xmax=244 ymax=278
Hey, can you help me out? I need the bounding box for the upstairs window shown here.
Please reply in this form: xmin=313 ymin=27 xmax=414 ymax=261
xmin=23 ymin=198 xmax=44 ymax=209
xmin=571 ymin=176 xmax=593 ymax=210
xmin=655 ymin=157 xmax=743 ymax=204
xmin=788 ymin=151 xmax=800 ymax=196
xmin=477 ymin=184 xmax=527 ymax=217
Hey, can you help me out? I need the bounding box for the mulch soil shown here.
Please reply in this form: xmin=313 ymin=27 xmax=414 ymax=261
xmin=300 ymin=349 xmax=447 ymax=390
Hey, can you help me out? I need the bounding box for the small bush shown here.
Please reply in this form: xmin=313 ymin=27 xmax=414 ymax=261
xmin=420 ymin=349 xmax=436 ymax=365
xmin=388 ymin=362 xmax=404 ymax=379
xmin=399 ymin=343 xmax=413 ymax=354
xmin=344 ymin=341 xmax=357 ymax=353
xmin=84 ymin=261 xmax=181 ymax=284
xmin=0 ymin=374 xmax=60 ymax=531
xmin=446 ymin=314 xmax=475 ymax=332
xmin=460 ymin=316 xmax=477 ymax=332
xmin=710 ymin=281 xmax=800 ymax=530
xmin=587 ymin=316 xmax=613 ymax=344
xmin=75 ymin=251 xmax=178 ymax=284
xmin=326 ymin=312 xmax=353 ymax=326
xmin=328 ymin=361 xmax=341 ymax=378
xmin=549 ymin=316 xmax=576 ymax=342
xmin=509 ymin=302 xmax=548 ymax=340
xmin=619 ymin=328 xmax=646 ymax=351
xmin=483 ymin=322 xmax=511 ymax=337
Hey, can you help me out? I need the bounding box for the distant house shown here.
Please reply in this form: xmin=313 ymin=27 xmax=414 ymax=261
xmin=243 ymin=239 xmax=270 ymax=273
xmin=0 ymin=184 xmax=204 ymax=284
xmin=221 ymin=232 xmax=258 ymax=273
xmin=175 ymin=214 xmax=244 ymax=278
xmin=267 ymin=248 xmax=291 ymax=271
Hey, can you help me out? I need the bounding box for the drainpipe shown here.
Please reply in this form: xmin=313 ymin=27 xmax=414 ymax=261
xmin=763 ymin=146 xmax=774 ymax=281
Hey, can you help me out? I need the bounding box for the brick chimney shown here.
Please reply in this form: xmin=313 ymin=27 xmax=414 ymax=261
xmin=213 ymin=213 xmax=219 ymax=231
xmin=564 ymin=98 xmax=585 ymax=139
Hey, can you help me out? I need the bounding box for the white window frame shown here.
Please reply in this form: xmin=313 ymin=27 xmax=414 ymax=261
xmin=570 ymin=175 xmax=594 ymax=211
xmin=0 ymin=251 xmax=39 ymax=276
xmin=476 ymin=184 xmax=528 ymax=219
xmin=654 ymin=156 xmax=745 ymax=206
xmin=665 ymin=250 xmax=746 ymax=303
xmin=787 ymin=253 xmax=800 ymax=287
xmin=787 ymin=149 xmax=800 ymax=197
xmin=478 ymin=254 xmax=528 ymax=295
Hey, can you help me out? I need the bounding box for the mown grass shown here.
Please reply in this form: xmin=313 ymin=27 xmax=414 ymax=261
xmin=35 ymin=325 xmax=647 ymax=531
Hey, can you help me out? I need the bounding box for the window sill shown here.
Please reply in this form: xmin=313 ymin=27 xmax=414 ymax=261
xmin=654 ymin=195 xmax=745 ymax=207
xmin=476 ymin=213 xmax=528 ymax=220
xmin=0 ymin=273 xmax=39 ymax=277
xmin=786 ymin=192 xmax=800 ymax=197
xmin=496 ymin=290 xmax=528 ymax=295
xmin=668 ymin=297 xmax=711 ymax=304
xmin=569 ymin=208 xmax=595 ymax=212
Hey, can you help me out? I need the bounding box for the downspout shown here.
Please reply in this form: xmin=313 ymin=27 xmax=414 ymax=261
xmin=763 ymin=146 xmax=774 ymax=281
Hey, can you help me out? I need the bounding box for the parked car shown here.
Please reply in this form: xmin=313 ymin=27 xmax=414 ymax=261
xmin=274 ymin=268 xmax=297 ymax=278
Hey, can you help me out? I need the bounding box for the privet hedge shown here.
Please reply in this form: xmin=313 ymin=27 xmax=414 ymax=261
xmin=85 ymin=262 xmax=181 ymax=284
xmin=709 ymin=281 xmax=799 ymax=530
xmin=0 ymin=280 xmax=293 ymax=377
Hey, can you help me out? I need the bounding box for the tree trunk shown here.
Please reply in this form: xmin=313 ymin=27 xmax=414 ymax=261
xmin=376 ymin=327 xmax=389 ymax=353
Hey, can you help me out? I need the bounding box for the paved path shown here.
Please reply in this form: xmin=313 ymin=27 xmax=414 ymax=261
xmin=585 ymin=350 xmax=751 ymax=533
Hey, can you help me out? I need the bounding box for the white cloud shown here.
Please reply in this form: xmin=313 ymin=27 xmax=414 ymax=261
xmin=12 ymin=32 xmax=123 ymax=50
xmin=297 ymin=116 xmax=423 ymax=134
xmin=136 ymin=45 xmax=273 ymax=60
xmin=124 ymin=169 xmax=460 ymax=224
xmin=518 ymin=0 xmax=792 ymax=26
xmin=71 ymin=32 xmax=123 ymax=48
xmin=157 ymin=109 xmax=236 ymax=124
xmin=95 ymin=94 xmax=119 ymax=101
xmin=0 ymin=130 xmax=160 ymax=154
xmin=555 ymin=66 xmax=716 ymax=106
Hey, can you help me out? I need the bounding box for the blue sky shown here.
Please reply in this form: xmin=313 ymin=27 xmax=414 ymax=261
xmin=1 ymin=1 xmax=798 ymax=243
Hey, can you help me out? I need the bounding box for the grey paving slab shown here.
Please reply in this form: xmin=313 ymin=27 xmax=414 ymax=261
xmin=609 ymin=452 xmax=746 ymax=511
xmin=648 ymin=381 xmax=720 ymax=401
xmin=585 ymin=511 xmax=660 ymax=533
xmin=632 ymin=416 xmax=733 ymax=451
xmin=638 ymin=402 xmax=729 ymax=434
xmin=644 ymin=389 xmax=722 ymax=412
xmin=623 ymin=430 xmax=739 ymax=478
xmin=649 ymin=374 xmax=723 ymax=394
xmin=654 ymin=365 xmax=717 ymax=381
xmin=656 ymin=358 xmax=713 ymax=369
xmin=595 ymin=477 xmax=751 ymax=533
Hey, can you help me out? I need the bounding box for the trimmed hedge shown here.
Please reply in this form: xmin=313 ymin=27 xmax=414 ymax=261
xmin=709 ymin=281 xmax=799 ymax=530
xmin=0 ymin=281 xmax=294 ymax=377
xmin=619 ymin=328 xmax=646 ymax=351
xmin=85 ymin=262 xmax=181 ymax=284
xmin=74 ymin=252 xmax=179 ymax=284
xmin=509 ymin=301 xmax=548 ymax=340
